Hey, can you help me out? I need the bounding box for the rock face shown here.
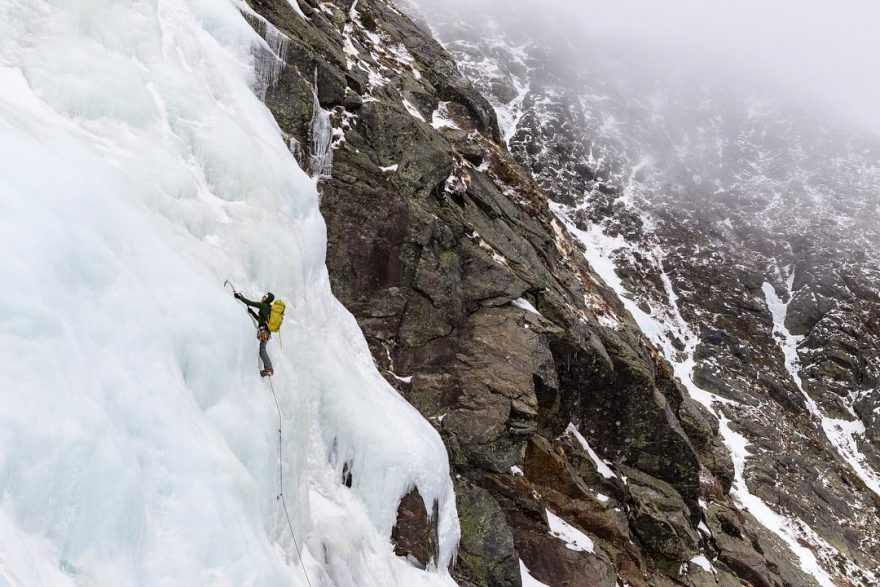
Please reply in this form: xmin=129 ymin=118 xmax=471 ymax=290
xmin=391 ymin=488 xmax=438 ymax=568
xmin=243 ymin=0 xmax=879 ymax=585
xmin=415 ymin=1 xmax=880 ymax=585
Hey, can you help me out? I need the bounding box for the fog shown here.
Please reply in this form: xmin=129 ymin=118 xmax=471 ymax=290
xmin=413 ymin=0 xmax=880 ymax=134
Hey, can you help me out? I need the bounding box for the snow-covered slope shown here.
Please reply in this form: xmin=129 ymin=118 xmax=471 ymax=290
xmin=0 ymin=1 xmax=459 ymax=585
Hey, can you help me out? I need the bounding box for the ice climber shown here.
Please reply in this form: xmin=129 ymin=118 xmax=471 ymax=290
xmin=235 ymin=291 xmax=277 ymax=377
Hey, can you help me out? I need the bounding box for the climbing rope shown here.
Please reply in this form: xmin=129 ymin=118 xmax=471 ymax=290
xmin=267 ymin=377 xmax=315 ymax=587
xmin=227 ymin=280 xmax=312 ymax=584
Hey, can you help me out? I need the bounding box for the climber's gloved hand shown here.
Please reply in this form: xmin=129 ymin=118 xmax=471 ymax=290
xmin=234 ymin=292 xmax=243 ymax=301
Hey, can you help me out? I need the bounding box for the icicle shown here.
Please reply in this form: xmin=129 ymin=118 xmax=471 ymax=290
xmin=241 ymin=11 xmax=290 ymax=100
xmin=288 ymin=136 xmax=305 ymax=168
xmin=308 ymin=69 xmax=334 ymax=180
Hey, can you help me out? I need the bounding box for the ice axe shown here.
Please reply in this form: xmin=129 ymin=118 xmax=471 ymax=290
xmin=226 ymin=280 xmax=259 ymax=329
xmin=224 ymin=279 xmax=240 ymax=296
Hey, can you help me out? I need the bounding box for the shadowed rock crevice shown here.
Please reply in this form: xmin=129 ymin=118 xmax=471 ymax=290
xmin=391 ymin=488 xmax=440 ymax=569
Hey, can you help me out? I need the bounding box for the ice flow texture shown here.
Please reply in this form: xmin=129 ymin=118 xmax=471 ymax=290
xmin=0 ymin=1 xmax=459 ymax=586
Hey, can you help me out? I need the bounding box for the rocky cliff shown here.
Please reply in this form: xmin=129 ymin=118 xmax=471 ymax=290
xmin=243 ymin=0 xmax=879 ymax=585
xmin=410 ymin=2 xmax=880 ymax=585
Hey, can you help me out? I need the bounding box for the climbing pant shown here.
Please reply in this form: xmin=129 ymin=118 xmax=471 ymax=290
xmin=258 ymin=327 xmax=272 ymax=370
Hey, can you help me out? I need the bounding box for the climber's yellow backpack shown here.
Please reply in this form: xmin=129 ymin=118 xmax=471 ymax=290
xmin=268 ymin=299 xmax=286 ymax=332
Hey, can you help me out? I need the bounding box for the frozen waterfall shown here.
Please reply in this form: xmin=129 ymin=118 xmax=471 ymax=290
xmin=0 ymin=0 xmax=459 ymax=585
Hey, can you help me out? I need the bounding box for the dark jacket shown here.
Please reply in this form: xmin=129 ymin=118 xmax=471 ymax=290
xmin=238 ymin=293 xmax=273 ymax=328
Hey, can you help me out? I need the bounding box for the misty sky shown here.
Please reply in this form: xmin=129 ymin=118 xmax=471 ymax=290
xmin=415 ymin=0 xmax=880 ymax=135
xmin=578 ymin=0 xmax=880 ymax=134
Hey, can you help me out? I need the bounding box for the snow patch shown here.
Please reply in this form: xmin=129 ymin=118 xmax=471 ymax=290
xmin=519 ymin=560 xmax=550 ymax=587
xmin=471 ymin=231 xmax=509 ymax=266
xmin=402 ymin=98 xmax=426 ymax=122
xmin=689 ymin=554 xmax=715 ymax=573
xmin=763 ymin=276 xmax=880 ymax=498
xmin=545 ymin=510 xmax=595 ymax=553
xmin=431 ymin=101 xmax=461 ymax=130
xmin=719 ymin=414 xmax=836 ymax=586
xmin=822 ymin=417 xmax=880 ymax=497
xmin=512 ymin=297 xmax=541 ymax=316
xmin=566 ymin=423 xmax=616 ymax=479
xmin=284 ymin=0 xmax=307 ymax=20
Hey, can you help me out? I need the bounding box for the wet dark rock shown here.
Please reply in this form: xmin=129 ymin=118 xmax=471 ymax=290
xmin=453 ymin=479 xmax=520 ymax=587
xmin=622 ymin=467 xmax=700 ymax=571
xmin=391 ymin=488 xmax=439 ymax=568
xmin=517 ymin=522 xmax=616 ymax=587
xmin=706 ymin=503 xmax=821 ymax=587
